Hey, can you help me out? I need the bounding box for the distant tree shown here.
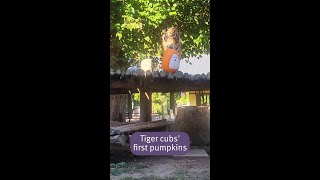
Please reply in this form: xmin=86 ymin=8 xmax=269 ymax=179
xmin=110 ymin=0 xmax=210 ymax=70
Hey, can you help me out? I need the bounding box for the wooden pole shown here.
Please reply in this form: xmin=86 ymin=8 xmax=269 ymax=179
xmin=127 ymin=94 xmax=132 ymax=121
xmin=196 ymin=94 xmax=201 ymax=106
xmin=140 ymin=90 xmax=152 ymax=122
xmin=170 ymin=92 xmax=176 ymax=115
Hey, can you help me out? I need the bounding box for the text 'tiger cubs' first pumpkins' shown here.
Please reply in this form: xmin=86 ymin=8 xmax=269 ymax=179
xmin=162 ymin=48 xmax=181 ymax=73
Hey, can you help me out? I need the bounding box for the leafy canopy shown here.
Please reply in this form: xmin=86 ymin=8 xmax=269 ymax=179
xmin=110 ymin=0 xmax=210 ymax=70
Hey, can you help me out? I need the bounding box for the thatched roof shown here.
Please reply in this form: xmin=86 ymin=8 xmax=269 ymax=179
xmin=110 ymin=69 xmax=210 ymax=94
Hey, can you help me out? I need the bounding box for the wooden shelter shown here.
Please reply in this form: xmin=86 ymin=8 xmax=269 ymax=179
xmin=110 ymin=69 xmax=210 ymax=122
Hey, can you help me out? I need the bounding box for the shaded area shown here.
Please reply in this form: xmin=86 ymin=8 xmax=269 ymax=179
xmin=110 ymin=144 xmax=134 ymax=164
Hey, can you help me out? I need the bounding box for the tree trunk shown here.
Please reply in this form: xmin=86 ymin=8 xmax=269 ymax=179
xmin=140 ymin=90 xmax=152 ymax=122
xmin=110 ymin=94 xmax=126 ymax=122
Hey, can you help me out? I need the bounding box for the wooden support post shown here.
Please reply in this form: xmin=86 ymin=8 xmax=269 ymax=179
xmin=161 ymin=93 xmax=168 ymax=118
xmin=196 ymin=95 xmax=201 ymax=106
xmin=140 ymin=90 xmax=152 ymax=122
xmin=127 ymin=94 xmax=132 ymax=121
xmin=170 ymin=92 xmax=176 ymax=115
xmin=110 ymin=94 xmax=126 ymax=122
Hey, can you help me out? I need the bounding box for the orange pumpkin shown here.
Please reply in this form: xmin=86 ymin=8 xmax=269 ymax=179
xmin=162 ymin=48 xmax=181 ymax=73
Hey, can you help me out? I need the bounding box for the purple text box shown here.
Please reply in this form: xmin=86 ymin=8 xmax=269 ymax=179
xmin=130 ymin=132 xmax=190 ymax=156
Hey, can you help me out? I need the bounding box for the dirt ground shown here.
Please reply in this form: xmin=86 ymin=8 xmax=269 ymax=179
xmin=110 ymin=156 xmax=210 ymax=180
xmin=110 ymin=145 xmax=211 ymax=180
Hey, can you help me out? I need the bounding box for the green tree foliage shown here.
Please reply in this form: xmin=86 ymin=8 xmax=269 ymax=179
xmin=132 ymin=93 xmax=140 ymax=106
xmin=132 ymin=92 xmax=190 ymax=115
xmin=152 ymin=93 xmax=165 ymax=114
xmin=110 ymin=0 xmax=210 ymax=70
xmin=175 ymin=92 xmax=189 ymax=105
